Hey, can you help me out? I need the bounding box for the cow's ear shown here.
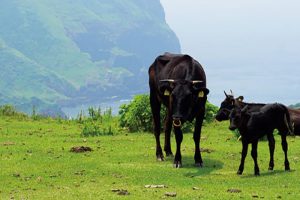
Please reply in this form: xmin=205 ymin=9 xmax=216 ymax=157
xmin=159 ymin=81 xmax=173 ymax=95
xmin=197 ymin=88 xmax=209 ymax=98
xmin=237 ymin=96 xmax=244 ymax=102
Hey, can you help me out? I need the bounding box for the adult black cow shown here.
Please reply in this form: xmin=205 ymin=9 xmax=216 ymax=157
xmin=148 ymin=53 xmax=209 ymax=168
xmin=229 ymin=103 xmax=293 ymax=175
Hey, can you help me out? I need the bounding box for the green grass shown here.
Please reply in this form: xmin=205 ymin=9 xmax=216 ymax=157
xmin=1 ymin=117 xmax=300 ymax=199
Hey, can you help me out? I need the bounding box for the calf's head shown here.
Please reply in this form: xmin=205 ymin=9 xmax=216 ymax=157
xmin=159 ymin=79 xmax=209 ymax=127
xmin=229 ymin=106 xmax=249 ymax=131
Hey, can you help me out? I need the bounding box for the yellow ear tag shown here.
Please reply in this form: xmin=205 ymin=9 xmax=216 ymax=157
xmin=198 ymin=91 xmax=204 ymax=98
xmin=164 ymin=90 xmax=170 ymax=96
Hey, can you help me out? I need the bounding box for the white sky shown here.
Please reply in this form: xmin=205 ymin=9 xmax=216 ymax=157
xmin=160 ymin=0 xmax=300 ymax=105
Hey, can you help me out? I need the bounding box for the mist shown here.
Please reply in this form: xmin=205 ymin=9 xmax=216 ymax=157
xmin=160 ymin=0 xmax=300 ymax=106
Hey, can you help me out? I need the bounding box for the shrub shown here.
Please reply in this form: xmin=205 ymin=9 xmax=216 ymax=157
xmin=0 ymin=104 xmax=28 ymax=118
xmin=79 ymin=107 xmax=118 ymax=137
xmin=119 ymin=94 xmax=219 ymax=132
xmin=81 ymin=121 xmax=113 ymax=137
xmin=119 ymin=94 xmax=154 ymax=132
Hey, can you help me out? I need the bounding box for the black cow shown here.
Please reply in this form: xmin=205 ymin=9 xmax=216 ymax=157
xmin=229 ymin=103 xmax=293 ymax=175
xmin=215 ymin=91 xmax=264 ymax=122
xmin=216 ymin=91 xmax=300 ymax=135
xmin=148 ymin=53 xmax=209 ymax=168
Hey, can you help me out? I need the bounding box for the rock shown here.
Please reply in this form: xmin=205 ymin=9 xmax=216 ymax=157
xmin=145 ymin=185 xmax=167 ymax=188
xmin=165 ymin=192 xmax=177 ymax=197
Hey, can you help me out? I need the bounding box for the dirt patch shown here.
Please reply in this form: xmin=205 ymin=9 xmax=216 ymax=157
xmin=111 ymin=189 xmax=129 ymax=195
xmin=227 ymin=188 xmax=242 ymax=193
xmin=200 ymin=148 xmax=214 ymax=153
xmin=70 ymin=146 xmax=92 ymax=153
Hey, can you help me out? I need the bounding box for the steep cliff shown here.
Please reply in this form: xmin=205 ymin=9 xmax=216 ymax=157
xmin=0 ymin=0 xmax=180 ymax=115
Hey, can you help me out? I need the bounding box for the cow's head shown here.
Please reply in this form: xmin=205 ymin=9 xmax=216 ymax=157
xmin=215 ymin=90 xmax=244 ymax=121
xmin=159 ymin=79 xmax=209 ymax=127
xmin=229 ymin=105 xmax=250 ymax=131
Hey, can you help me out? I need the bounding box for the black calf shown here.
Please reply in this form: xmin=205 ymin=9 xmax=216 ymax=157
xmin=229 ymin=103 xmax=293 ymax=175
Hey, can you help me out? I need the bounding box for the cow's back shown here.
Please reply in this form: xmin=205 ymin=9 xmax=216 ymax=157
xmin=149 ymin=53 xmax=206 ymax=89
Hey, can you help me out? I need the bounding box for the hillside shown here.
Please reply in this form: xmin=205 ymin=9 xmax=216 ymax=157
xmin=0 ymin=0 xmax=180 ymax=115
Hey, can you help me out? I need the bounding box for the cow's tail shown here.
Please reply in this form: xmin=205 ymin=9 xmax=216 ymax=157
xmin=283 ymin=107 xmax=294 ymax=136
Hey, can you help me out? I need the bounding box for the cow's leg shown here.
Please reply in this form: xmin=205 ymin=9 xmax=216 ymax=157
xmin=173 ymin=127 xmax=183 ymax=168
xmin=281 ymin=134 xmax=290 ymax=171
xmin=237 ymin=140 xmax=248 ymax=175
xmin=164 ymin=110 xmax=173 ymax=157
xmin=150 ymin=92 xmax=163 ymax=161
xmin=194 ymin=113 xmax=205 ymax=167
xmin=267 ymin=133 xmax=275 ymax=170
xmin=251 ymin=141 xmax=260 ymax=175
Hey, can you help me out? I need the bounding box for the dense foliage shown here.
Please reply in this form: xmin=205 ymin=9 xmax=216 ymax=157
xmin=119 ymin=94 xmax=219 ymax=132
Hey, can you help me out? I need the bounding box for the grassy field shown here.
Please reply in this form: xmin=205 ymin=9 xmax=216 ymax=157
xmin=1 ymin=116 xmax=300 ymax=199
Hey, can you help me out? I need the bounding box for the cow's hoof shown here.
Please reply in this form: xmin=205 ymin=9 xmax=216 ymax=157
xmin=268 ymin=166 xmax=274 ymax=171
xmin=254 ymin=172 xmax=260 ymax=176
xmin=156 ymin=155 xmax=164 ymax=161
xmin=195 ymin=162 xmax=203 ymax=168
xmin=166 ymin=152 xmax=174 ymax=157
xmin=237 ymin=170 xmax=243 ymax=175
xmin=173 ymin=161 xmax=182 ymax=168
xmin=285 ymin=166 xmax=290 ymax=171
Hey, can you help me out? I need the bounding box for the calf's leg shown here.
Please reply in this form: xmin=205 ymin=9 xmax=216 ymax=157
xmin=281 ymin=134 xmax=290 ymax=170
xmin=237 ymin=140 xmax=248 ymax=175
xmin=251 ymin=141 xmax=260 ymax=175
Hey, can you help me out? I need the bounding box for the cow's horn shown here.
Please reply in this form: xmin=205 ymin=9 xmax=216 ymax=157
xmin=191 ymin=80 xmax=203 ymax=84
xmin=159 ymin=79 xmax=175 ymax=82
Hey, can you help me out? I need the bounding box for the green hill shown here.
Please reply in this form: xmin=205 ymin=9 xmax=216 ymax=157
xmin=0 ymin=0 xmax=180 ymax=115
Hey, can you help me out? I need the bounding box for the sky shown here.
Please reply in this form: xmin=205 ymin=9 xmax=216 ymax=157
xmin=160 ymin=0 xmax=300 ymax=106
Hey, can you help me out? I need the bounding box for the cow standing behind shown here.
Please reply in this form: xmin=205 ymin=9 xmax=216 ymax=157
xmin=229 ymin=103 xmax=293 ymax=175
xmin=148 ymin=53 xmax=209 ymax=168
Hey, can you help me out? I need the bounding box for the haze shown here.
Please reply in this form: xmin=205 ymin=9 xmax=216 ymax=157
xmin=160 ymin=0 xmax=300 ymax=106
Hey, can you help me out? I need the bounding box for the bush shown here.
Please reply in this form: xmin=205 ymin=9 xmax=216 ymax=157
xmin=79 ymin=107 xmax=118 ymax=137
xmin=81 ymin=121 xmax=113 ymax=137
xmin=119 ymin=95 xmax=154 ymax=132
xmin=0 ymin=104 xmax=28 ymax=118
xmin=119 ymin=94 xmax=219 ymax=132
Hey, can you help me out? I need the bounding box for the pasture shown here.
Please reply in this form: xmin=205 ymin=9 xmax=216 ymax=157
xmin=1 ymin=116 xmax=300 ymax=199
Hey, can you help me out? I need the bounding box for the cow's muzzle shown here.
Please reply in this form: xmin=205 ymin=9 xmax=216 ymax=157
xmin=173 ymin=118 xmax=182 ymax=127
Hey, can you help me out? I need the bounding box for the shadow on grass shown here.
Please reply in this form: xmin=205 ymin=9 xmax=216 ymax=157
xmin=240 ymin=169 xmax=295 ymax=178
xmin=163 ymin=155 xmax=224 ymax=177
